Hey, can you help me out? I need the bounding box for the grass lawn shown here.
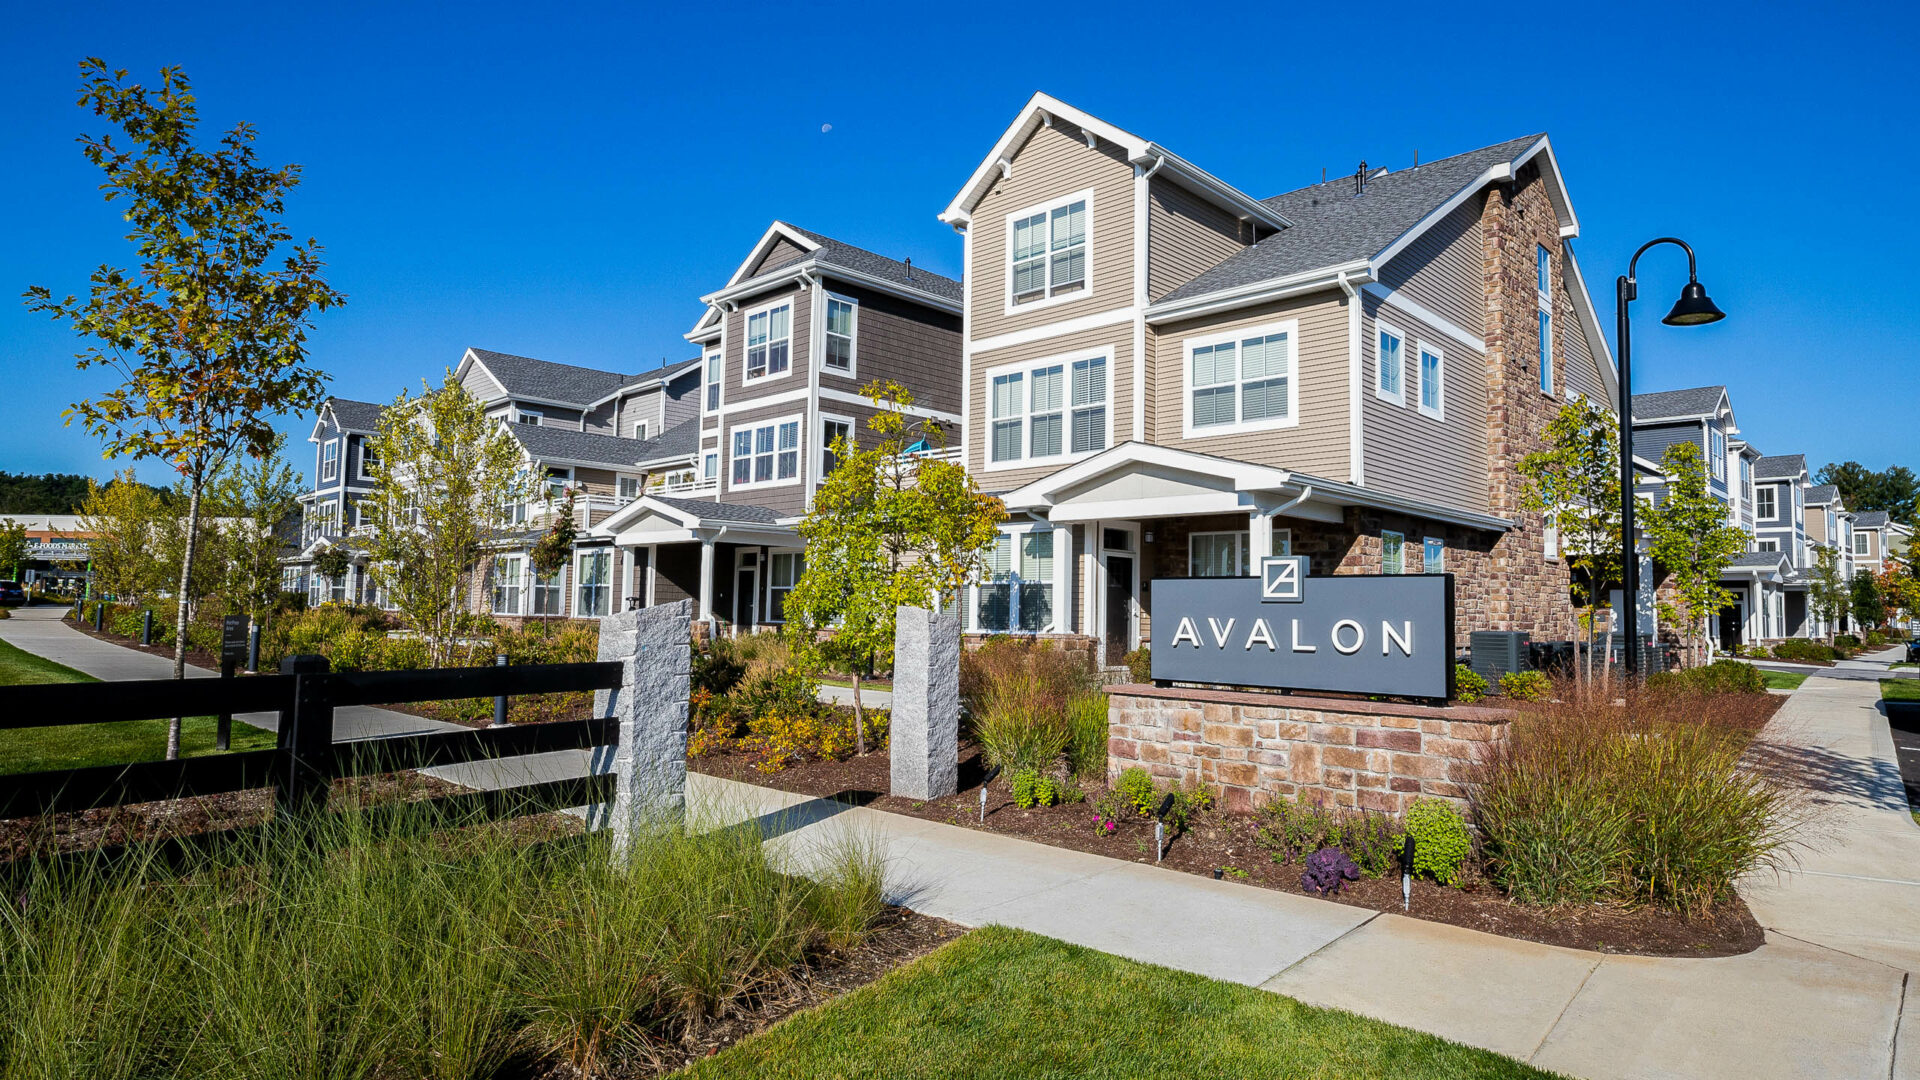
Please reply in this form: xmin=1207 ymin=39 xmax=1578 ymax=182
xmin=1763 ymin=669 xmax=1808 ymax=690
xmin=1882 ymin=679 xmax=1920 ymax=702
xmin=0 ymin=636 xmax=275 ymax=775
xmin=683 ymin=927 xmax=1556 ymax=1080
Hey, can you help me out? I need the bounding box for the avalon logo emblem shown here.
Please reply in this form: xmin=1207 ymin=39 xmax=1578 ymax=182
xmin=1261 ymin=556 xmax=1308 ymax=603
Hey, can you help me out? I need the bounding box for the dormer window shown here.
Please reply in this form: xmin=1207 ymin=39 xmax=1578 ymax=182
xmin=1007 ymin=191 xmax=1090 ymax=309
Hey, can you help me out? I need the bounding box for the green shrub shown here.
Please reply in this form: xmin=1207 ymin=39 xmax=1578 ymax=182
xmin=1122 ymin=647 xmax=1152 ymax=683
xmin=1453 ymin=664 xmax=1488 ymax=703
xmin=1646 ymin=658 xmax=1765 ymax=695
xmin=961 ymin=637 xmax=1096 ymax=725
xmin=693 ymin=635 xmax=747 ymax=697
xmin=1499 ymin=670 xmax=1550 ymax=702
xmin=1255 ymin=799 xmax=1405 ymax=878
xmin=1770 ymin=639 xmax=1836 ymax=663
xmin=1010 ymin=767 xmax=1073 ymax=808
xmin=1065 ymin=693 xmax=1109 ymax=779
xmin=1404 ymin=799 xmax=1471 ymax=886
xmin=1469 ymin=687 xmax=1798 ymax=913
xmin=1836 ymin=633 xmax=1862 ymax=649
xmin=1115 ymin=766 xmax=1157 ymax=817
xmin=975 ymin=695 xmax=1071 ymax=775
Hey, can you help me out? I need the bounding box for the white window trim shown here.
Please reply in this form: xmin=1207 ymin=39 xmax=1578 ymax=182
xmin=1374 ymin=320 xmax=1406 ymax=407
xmin=574 ymin=549 xmax=613 ymax=620
xmin=822 ymin=292 xmax=859 ymax=379
xmin=817 ymin=412 xmax=856 ymax=486
xmin=1272 ymin=526 xmax=1292 ymax=556
xmin=617 ymin=476 xmax=641 ymax=500
xmin=514 ymin=407 xmax=544 ymax=426
xmin=704 ymin=350 xmax=723 ymax=415
xmin=741 ymin=296 xmax=796 ymax=387
xmin=321 ymin=440 xmax=339 ymax=481
xmin=966 ymin=522 xmax=1070 ymax=635
xmin=702 ymin=451 xmax=719 ymax=481
xmin=1187 ymin=531 xmax=1251 ymax=577
xmin=491 ymin=553 xmax=526 ymax=616
xmin=1757 ymin=538 xmax=1779 ymax=552
xmin=1416 ymin=339 xmax=1445 ymax=421
xmin=766 ymin=549 xmax=804 ymax=624
xmin=1755 ymin=486 xmax=1776 ymax=520
xmin=1002 ymin=187 xmax=1095 ymax=316
xmin=354 ymin=440 xmax=378 ymax=482
xmin=980 ymin=347 xmax=1113 ymax=473
xmin=1180 ymin=318 xmax=1302 ymax=440
xmin=726 ymin=413 xmax=805 ymax=492
xmin=632 ymin=421 xmax=649 ymax=442
xmin=1382 ymin=529 xmax=1406 ymax=575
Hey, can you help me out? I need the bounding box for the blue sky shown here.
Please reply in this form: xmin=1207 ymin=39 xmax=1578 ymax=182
xmin=3 ymin=0 xmax=1915 ymax=487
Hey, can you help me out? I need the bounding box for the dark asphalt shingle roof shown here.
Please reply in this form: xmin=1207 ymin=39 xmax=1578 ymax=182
xmin=1855 ymin=510 xmax=1892 ymax=528
xmin=761 ymin=224 xmax=963 ymax=303
xmin=510 ymin=424 xmax=655 ymax=468
xmin=1726 ymin=552 xmax=1791 ymax=570
xmin=1632 ymin=386 xmax=1727 ymax=421
xmin=1806 ymin=484 xmax=1841 ymax=505
xmin=468 ymin=348 xmax=632 ymax=406
xmin=326 ymin=398 xmax=387 ymax=433
xmin=619 ymin=357 xmax=702 ymax=393
xmin=649 ymin=494 xmax=782 ymax=525
xmin=1156 ymin=135 xmax=1542 ymax=304
xmin=1754 ymin=454 xmax=1807 ymax=480
xmin=636 ymin=418 xmax=700 ymax=464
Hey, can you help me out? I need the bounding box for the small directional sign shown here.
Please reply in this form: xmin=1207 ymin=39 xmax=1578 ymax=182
xmin=221 ymin=615 xmax=250 ymax=664
xmin=1260 ymin=556 xmax=1309 ymax=603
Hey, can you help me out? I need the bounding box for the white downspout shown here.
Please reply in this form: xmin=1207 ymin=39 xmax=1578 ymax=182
xmin=1338 ymin=273 xmax=1364 ymax=486
xmin=1131 ymin=155 xmax=1164 ymax=447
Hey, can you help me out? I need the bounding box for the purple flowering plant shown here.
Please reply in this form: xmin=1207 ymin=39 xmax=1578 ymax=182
xmin=1300 ymin=847 xmax=1361 ymax=896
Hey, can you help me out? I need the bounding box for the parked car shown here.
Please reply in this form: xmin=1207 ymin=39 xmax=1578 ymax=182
xmin=0 ymin=580 xmax=26 ymax=606
xmin=1905 ymin=638 xmax=1920 ymax=664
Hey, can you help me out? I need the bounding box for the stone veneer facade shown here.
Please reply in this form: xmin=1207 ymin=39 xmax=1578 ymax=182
xmin=1108 ymin=684 xmax=1512 ymax=814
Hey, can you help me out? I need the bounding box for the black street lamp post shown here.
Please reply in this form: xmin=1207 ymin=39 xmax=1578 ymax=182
xmin=1617 ymin=238 xmax=1726 ymax=677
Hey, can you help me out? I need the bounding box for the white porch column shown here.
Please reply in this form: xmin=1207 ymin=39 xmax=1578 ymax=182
xmin=697 ymin=536 xmax=715 ymax=625
xmin=645 ymin=544 xmax=658 ymax=607
xmin=1248 ymin=508 xmax=1274 ymax=568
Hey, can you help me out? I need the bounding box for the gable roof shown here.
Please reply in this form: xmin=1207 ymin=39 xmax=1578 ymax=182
xmin=637 ymin=418 xmax=701 ymax=466
xmin=323 ymin=398 xmax=386 ymax=434
xmin=464 ymin=348 xmax=632 ymax=407
xmin=509 ymin=424 xmax=655 ymax=470
xmin=696 ymin=221 xmax=963 ymax=335
xmin=1806 ymin=484 xmax=1841 ymax=506
xmin=1632 ymin=386 xmax=1729 ymax=423
xmin=1855 ymin=510 xmax=1892 ymax=529
xmin=647 ymin=494 xmax=782 ymax=525
xmin=1156 ymin=135 xmax=1546 ymax=305
xmin=1754 ymin=454 xmax=1807 ymax=480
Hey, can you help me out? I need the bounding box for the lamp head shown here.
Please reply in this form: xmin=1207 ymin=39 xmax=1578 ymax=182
xmin=1663 ymin=279 xmax=1726 ymax=326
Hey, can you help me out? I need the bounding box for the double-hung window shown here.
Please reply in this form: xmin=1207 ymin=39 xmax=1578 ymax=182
xmin=821 ymin=418 xmax=853 ymax=479
xmin=975 ymin=529 xmax=1056 ymax=632
xmin=321 ymin=441 xmax=338 ymax=481
xmin=1709 ymin=428 xmax=1727 ymax=481
xmin=357 ymin=442 xmax=379 ymax=481
xmin=768 ymin=552 xmax=803 ymax=622
xmin=1008 ymin=192 xmax=1089 ymax=307
xmin=575 ymin=550 xmax=611 ymax=618
xmin=1418 ymin=342 xmax=1444 ymax=419
xmin=618 ymin=476 xmax=640 ymax=500
xmin=705 ymin=353 xmax=722 ymax=411
xmin=1375 ymin=323 xmax=1405 ymax=405
xmin=1755 ymin=486 xmax=1776 ymax=520
xmin=491 ymin=555 xmax=524 ymax=615
xmin=824 ymin=296 xmax=856 ymax=374
xmin=1382 ymin=531 xmax=1405 ymax=574
xmin=744 ymin=301 xmax=792 ymax=381
xmin=986 ymin=352 xmax=1109 ymax=467
xmin=1189 ymin=532 xmax=1250 ymax=577
xmin=702 ymin=452 xmax=718 ymax=481
xmin=1855 ymin=531 xmax=1871 ymax=556
xmin=1184 ymin=320 xmax=1296 ymax=437
xmin=730 ymin=417 xmax=801 ymax=488
xmin=531 ymin=566 xmax=565 ymax=615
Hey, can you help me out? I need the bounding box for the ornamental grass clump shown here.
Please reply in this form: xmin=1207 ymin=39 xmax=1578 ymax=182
xmin=1469 ymin=680 xmax=1804 ymax=915
xmin=0 ymin=798 xmax=886 ymax=1080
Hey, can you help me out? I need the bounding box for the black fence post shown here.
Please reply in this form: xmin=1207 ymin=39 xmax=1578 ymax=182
xmin=217 ymin=654 xmax=236 ymax=751
xmin=141 ymin=609 xmax=153 ymax=646
xmin=275 ymin=654 xmax=335 ymax=815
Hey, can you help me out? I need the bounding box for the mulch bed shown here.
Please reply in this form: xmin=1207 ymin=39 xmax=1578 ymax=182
xmin=63 ymin=615 xmax=230 ymax=672
xmin=694 ymin=744 xmax=1765 ymax=959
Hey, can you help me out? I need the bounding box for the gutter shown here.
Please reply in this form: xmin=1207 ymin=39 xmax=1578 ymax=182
xmin=1144 ymin=261 xmax=1370 ymax=324
xmin=698 ymin=258 xmax=960 ymax=315
xmin=1338 ymin=272 xmax=1364 ymax=486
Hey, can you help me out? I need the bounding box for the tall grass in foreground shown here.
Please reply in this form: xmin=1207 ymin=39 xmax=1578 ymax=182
xmin=0 ymin=801 xmax=886 ymax=1080
xmin=1469 ymin=682 xmax=1804 ymax=915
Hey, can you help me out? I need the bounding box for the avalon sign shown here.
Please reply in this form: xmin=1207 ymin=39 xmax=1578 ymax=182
xmin=1151 ymin=558 xmax=1455 ymax=701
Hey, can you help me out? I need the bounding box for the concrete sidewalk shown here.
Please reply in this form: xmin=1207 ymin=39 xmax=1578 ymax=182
xmin=0 ymin=604 xmax=463 ymax=742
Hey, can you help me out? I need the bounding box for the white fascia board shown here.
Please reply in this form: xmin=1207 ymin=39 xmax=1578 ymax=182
xmin=1361 ymin=282 xmax=1487 ymax=354
xmin=1513 ymin=135 xmax=1580 ymax=239
xmin=1369 ymin=164 xmax=1513 ymax=277
xmin=701 ymin=259 xmax=959 ymax=316
xmin=999 ymin=441 xmax=1294 ymax=510
xmin=594 ymin=495 xmax=704 ymax=536
xmin=940 ymin=92 xmax=1150 ymax=225
xmin=1143 ymin=263 xmax=1370 ymax=324
xmin=723 ymin=222 xmax=820 ymax=289
xmin=1139 ymin=144 xmax=1292 ymax=231
xmin=1044 ymin=492 xmax=1256 ymax=524
xmin=1298 ymin=474 xmax=1516 ymax=532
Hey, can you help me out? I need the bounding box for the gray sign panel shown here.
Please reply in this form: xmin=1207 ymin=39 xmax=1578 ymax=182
xmin=1150 ymin=569 xmax=1454 ymax=700
xmin=221 ymin=614 xmax=250 ymax=663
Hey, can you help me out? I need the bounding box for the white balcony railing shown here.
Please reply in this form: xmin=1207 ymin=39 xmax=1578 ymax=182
xmin=654 ymin=475 xmax=719 ymax=498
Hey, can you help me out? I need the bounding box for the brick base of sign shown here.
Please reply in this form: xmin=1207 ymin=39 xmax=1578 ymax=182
xmin=1106 ymin=684 xmax=1513 ymax=815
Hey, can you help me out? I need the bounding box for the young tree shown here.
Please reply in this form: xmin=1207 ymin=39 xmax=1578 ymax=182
xmin=783 ymin=382 xmax=1006 ymax=751
xmin=1876 ymin=559 xmax=1920 ymax=632
xmin=527 ymin=486 xmax=577 ymax=623
xmin=1643 ymin=440 xmax=1747 ymax=666
xmin=1851 ymin=570 xmax=1886 ymax=630
xmin=77 ymin=470 xmax=166 ymax=605
xmin=362 ymin=374 xmax=533 ymax=666
xmin=310 ymin=544 xmax=351 ymax=603
xmin=1518 ymin=399 xmax=1622 ymax=686
xmin=24 ymin=61 xmax=343 ymax=759
xmin=0 ymin=519 xmax=28 ymax=582
xmin=209 ymin=437 xmax=302 ymax=629
xmin=1809 ymin=544 xmax=1849 ymax=642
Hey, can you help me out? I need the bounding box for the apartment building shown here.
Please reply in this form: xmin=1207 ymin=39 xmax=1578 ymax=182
xmin=289 ymin=397 xmax=386 ymax=604
xmin=1850 ymin=510 xmax=1913 ymax=575
xmin=588 ymin=222 xmax=964 ymax=631
xmin=936 ymin=94 xmax=1616 ymax=665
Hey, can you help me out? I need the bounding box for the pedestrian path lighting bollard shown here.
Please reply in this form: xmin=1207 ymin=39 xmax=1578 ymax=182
xmin=141 ymin=609 xmax=153 ymax=645
xmin=1154 ymin=793 xmax=1176 ymax=863
xmin=94 ymin=603 xmax=104 ymax=632
xmin=491 ymin=654 xmax=510 ymax=728
xmin=1400 ymin=835 xmax=1417 ymax=911
xmin=247 ymin=623 xmax=261 ymax=673
xmin=979 ymin=765 xmax=1001 ymax=823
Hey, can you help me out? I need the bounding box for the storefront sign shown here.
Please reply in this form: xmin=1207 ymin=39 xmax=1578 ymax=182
xmin=27 ymin=539 xmax=89 ymax=561
xmin=1151 ymin=558 xmax=1454 ymax=701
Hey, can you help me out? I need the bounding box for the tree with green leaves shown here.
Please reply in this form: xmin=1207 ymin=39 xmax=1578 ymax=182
xmin=362 ymin=374 xmax=533 ymax=666
xmin=24 ymin=61 xmax=343 ymax=757
xmin=1518 ymin=399 xmax=1621 ymax=686
xmin=1643 ymin=440 xmax=1749 ymax=666
xmin=1809 ymin=543 xmax=1849 ymax=642
xmin=783 ymin=381 xmax=1006 ymax=751
xmin=77 ymin=469 xmax=166 ymax=606
xmin=0 ymin=519 xmax=28 ymax=582
xmin=1851 ymin=570 xmax=1886 ymax=630
xmin=210 ymin=437 xmax=302 ymax=628
xmin=1817 ymin=461 xmax=1919 ymax=526
xmin=527 ymin=486 xmax=577 ymax=622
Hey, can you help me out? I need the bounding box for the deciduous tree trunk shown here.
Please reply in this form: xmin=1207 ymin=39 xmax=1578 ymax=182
xmin=167 ymin=479 xmax=203 ymax=761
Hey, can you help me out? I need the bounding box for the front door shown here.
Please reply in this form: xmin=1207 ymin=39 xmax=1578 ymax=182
xmin=732 ymin=550 xmax=759 ymax=631
xmin=1718 ymin=601 xmax=1742 ymax=653
xmin=1100 ymin=525 xmax=1138 ymax=668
